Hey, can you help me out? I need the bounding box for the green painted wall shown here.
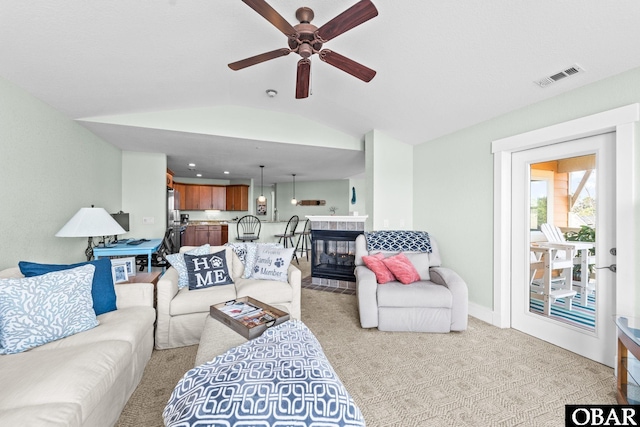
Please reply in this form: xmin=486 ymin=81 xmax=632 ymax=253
xmin=414 ymin=66 xmax=640 ymax=312
xmin=365 ymin=130 xmax=413 ymax=231
xmin=122 ymin=151 xmax=167 ymax=239
xmin=275 ymin=179 xmax=349 ymax=222
xmin=0 ymin=76 xmax=122 ymax=269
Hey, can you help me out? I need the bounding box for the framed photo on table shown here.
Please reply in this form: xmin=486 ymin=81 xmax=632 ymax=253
xmin=111 ymin=257 xmax=136 ymax=277
xmin=111 ymin=264 xmax=128 ymax=284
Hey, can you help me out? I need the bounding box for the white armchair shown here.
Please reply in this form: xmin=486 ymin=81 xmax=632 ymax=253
xmin=155 ymin=245 xmax=301 ymax=349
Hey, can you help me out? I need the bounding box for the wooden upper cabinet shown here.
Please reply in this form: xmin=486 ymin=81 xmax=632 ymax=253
xmin=177 ymin=184 xmax=239 ymax=211
xmin=184 ymin=185 xmax=200 ymax=210
xmin=226 ymin=185 xmax=249 ymax=211
xmin=211 ymin=186 xmax=226 ymax=210
xmin=173 ymin=183 xmax=186 ymax=210
xmin=199 ymin=186 xmax=212 ymax=210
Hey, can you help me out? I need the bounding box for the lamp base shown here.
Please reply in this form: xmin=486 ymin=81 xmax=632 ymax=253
xmin=85 ymin=237 xmax=94 ymax=261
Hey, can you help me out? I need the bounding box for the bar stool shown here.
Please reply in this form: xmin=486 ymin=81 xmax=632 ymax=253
xmin=275 ymin=215 xmax=299 ymax=264
xmin=294 ymin=219 xmax=311 ymax=261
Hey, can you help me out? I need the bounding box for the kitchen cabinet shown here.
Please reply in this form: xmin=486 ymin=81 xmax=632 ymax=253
xmin=173 ymin=183 xmax=186 ymax=210
xmin=189 ymin=225 xmax=228 ymax=246
xmin=226 ymin=185 xmax=249 ymax=211
xmin=182 ymin=224 xmax=196 ymax=246
xmin=184 ymin=185 xmax=200 ymax=210
xmin=181 ymin=185 xmax=226 ymax=210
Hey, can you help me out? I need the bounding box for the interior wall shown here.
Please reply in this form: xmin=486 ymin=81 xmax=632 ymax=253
xmin=348 ymin=177 xmax=366 ymax=215
xmin=413 ymin=65 xmax=640 ymax=314
xmin=121 ymin=151 xmax=167 ymax=239
xmin=0 ymin=76 xmax=122 ymax=269
xmin=365 ymin=130 xmax=413 ymax=231
xmin=275 ymin=179 xmax=349 ymax=223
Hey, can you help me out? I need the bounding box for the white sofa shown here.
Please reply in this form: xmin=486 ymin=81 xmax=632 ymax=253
xmin=0 ymin=267 xmax=155 ymax=427
xmin=155 ymin=245 xmax=302 ymax=349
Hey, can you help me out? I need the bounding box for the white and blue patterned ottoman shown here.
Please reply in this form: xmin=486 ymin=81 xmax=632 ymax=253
xmin=164 ymin=320 xmax=365 ymax=427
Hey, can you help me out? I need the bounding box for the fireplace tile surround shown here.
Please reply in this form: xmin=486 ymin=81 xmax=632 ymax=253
xmin=307 ymin=216 xmax=367 ymax=292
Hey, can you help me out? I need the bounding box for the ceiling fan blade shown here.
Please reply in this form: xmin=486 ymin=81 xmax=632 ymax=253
xmin=296 ymin=59 xmax=311 ymax=99
xmin=315 ymin=0 xmax=378 ymax=42
xmin=319 ymin=50 xmax=376 ymax=82
xmin=242 ymin=0 xmax=297 ymax=38
xmin=228 ymin=48 xmax=291 ymax=70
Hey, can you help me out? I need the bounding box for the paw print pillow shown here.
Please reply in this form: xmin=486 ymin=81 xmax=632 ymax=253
xmin=251 ymin=246 xmax=295 ymax=282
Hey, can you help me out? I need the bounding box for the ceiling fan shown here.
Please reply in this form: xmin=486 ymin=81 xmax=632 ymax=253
xmin=228 ymin=0 xmax=378 ymax=99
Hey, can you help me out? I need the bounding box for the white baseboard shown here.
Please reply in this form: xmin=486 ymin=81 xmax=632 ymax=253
xmin=468 ymin=302 xmax=507 ymax=328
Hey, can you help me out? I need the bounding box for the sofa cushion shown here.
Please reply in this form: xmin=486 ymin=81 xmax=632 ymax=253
xmin=382 ymin=253 xmax=421 ymax=284
xmin=170 ymin=284 xmax=237 ymax=316
xmin=362 ymin=253 xmax=395 ymax=284
xmin=18 ymin=258 xmax=117 ymax=315
xmin=251 ymin=246 xmax=294 ymax=282
xmin=234 ymin=277 xmax=293 ymax=306
xmin=377 ymin=281 xmax=453 ymax=309
xmin=184 ymin=250 xmax=234 ymax=290
xmin=0 ymin=265 xmax=98 ymax=354
xmin=167 ymin=244 xmax=211 ymax=289
xmin=0 ymin=341 xmax=130 ymax=421
xmin=29 ymin=306 xmax=155 ymax=354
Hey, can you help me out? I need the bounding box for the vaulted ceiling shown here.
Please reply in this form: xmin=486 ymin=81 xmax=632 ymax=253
xmin=3 ymin=1 xmax=640 ymax=184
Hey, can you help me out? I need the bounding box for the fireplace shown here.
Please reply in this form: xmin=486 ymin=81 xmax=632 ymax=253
xmin=311 ymin=229 xmax=362 ymax=282
xmin=307 ymin=215 xmax=367 ymax=291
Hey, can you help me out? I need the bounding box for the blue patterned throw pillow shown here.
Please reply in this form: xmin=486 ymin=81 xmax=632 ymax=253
xmin=251 ymin=246 xmax=294 ymax=282
xmin=0 ymin=264 xmax=99 ymax=354
xmin=184 ymin=250 xmax=234 ymax=290
xmin=166 ymin=244 xmax=211 ymax=289
xmin=19 ymin=258 xmax=116 ymax=316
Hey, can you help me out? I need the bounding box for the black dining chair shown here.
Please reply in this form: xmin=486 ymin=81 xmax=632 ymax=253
xmin=275 ymin=215 xmax=299 ymax=264
xmin=236 ymin=215 xmax=261 ymax=242
xmin=294 ymin=218 xmax=311 ymax=261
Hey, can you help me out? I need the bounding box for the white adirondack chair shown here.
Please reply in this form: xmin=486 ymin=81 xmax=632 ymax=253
xmin=540 ymin=223 xmax=595 ymax=306
xmin=530 ymin=244 xmax=577 ymax=315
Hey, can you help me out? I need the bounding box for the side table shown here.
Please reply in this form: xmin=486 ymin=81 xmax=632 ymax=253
xmin=615 ymin=316 xmax=640 ymax=404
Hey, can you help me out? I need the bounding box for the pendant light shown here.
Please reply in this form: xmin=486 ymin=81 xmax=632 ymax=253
xmin=257 ymin=165 xmax=266 ymax=203
xmin=290 ymin=173 xmax=297 ymax=205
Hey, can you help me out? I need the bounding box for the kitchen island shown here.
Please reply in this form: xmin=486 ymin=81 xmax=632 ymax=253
xmin=183 ymin=220 xmax=294 ymax=246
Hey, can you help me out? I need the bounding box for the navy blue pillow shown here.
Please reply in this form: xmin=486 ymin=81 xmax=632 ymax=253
xmin=184 ymin=250 xmax=234 ymax=290
xmin=18 ymin=258 xmax=117 ymax=315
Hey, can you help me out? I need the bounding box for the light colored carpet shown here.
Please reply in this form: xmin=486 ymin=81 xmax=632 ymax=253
xmin=117 ymin=288 xmax=615 ymax=427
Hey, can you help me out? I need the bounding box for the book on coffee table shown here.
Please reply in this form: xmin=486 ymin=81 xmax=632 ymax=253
xmin=210 ymin=297 xmax=289 ymax=340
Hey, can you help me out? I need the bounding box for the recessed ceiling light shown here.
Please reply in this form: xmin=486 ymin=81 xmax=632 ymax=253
xmin=196 ymin=173 xmax=202 ymax=177
xmin=188 ymin=163 xmax=196 ymax=167
xmin=223 ymin=171 xmax=230 ymax=174
xmin=266 ymin=89 xmax=277 ymax=98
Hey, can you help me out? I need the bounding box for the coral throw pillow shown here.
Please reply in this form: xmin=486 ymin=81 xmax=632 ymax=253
xmin=382 ymin=252 xmax=421 ymax=285
xmin=362 ymin=253 xmax=395 ymax=284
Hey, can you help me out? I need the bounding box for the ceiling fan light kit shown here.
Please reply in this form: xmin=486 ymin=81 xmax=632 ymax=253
xmin=229 ymin=0 xmax=378 ymax=99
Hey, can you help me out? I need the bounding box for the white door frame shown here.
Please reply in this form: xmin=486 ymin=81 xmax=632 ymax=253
xmin=491 ymin=103 xmax=638 ymax=328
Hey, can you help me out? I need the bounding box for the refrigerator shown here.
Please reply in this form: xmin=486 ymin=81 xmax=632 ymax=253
xmin=167 ymin=189 xmax=183 ymax=252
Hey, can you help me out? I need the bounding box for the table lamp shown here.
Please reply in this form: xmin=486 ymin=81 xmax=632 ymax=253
xmin=56 ymin=206 xmax=126 ymax=261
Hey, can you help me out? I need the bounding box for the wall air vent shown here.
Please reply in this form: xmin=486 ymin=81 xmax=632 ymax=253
xmin=535 ymin=64 xmax=584 ymax=88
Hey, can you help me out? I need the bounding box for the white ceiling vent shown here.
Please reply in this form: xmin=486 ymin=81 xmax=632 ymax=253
xmin=535 ymin=64 xmax=584 ymax=88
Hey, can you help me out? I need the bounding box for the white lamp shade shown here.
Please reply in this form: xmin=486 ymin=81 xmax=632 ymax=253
xmin=56 ymin=207 xmax=126 ymax=237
